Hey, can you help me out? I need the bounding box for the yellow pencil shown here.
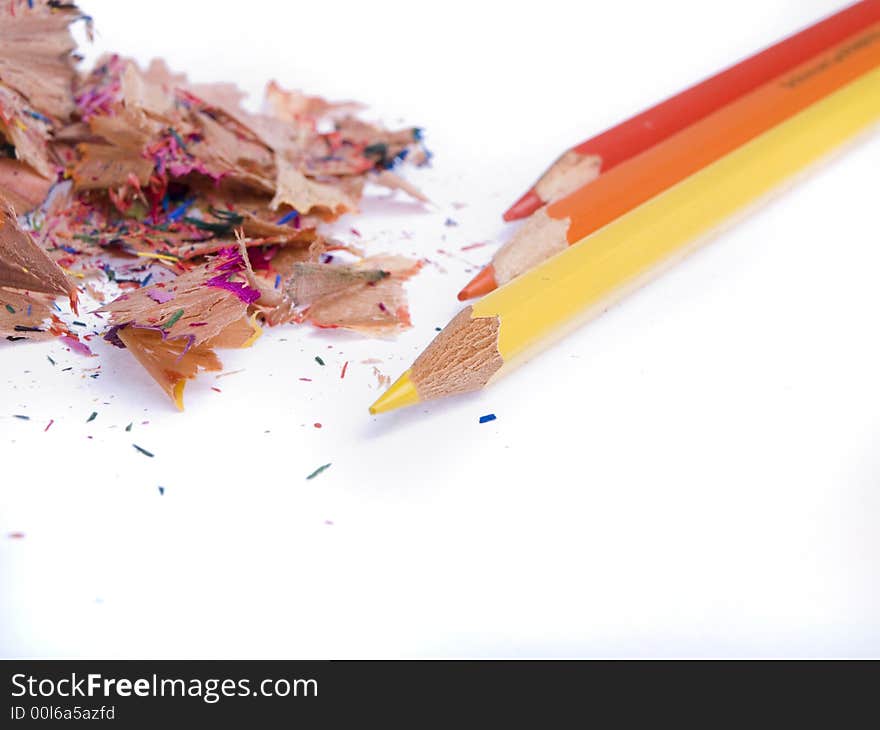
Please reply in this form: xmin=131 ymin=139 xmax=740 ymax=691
xmin=370 ymin=66 xmax=880 ymax=415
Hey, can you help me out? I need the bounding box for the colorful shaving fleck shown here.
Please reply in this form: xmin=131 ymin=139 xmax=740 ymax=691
xmin=204 ymin=248 xmax=261 ymax=304
xmin=315 ymin=356 xmax=325 ymax=366
xmin=133 ymin=444 xmax=154 ymax=457
xmin=86 ymin=411 xmax=97 ymax=423
xmin=148 ymin=289 xmax=175 ymax=304
xmin=276 ymin=209 xmax=299 ymax=225
xmin=60 ymin=336 xmax=93 ymax=356
xmin=161 ymin=309 xmax=185 ymax=329
xmin=479 ymin=413 xmax=497 ymax=424
xmin=306 ymin=463 xmax=331 ymax=480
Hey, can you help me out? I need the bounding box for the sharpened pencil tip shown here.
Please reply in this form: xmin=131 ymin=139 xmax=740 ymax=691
xmin=503 ymin=189 xmax=544 ymax=221
xmin=369 ymin=369 xmax=420 ymax=414
xmin=457 ymin=265 xmax=498 ymax=300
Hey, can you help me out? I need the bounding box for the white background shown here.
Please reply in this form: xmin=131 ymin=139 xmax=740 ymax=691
xmin=2 ymin=0 xmax=878 ymax=657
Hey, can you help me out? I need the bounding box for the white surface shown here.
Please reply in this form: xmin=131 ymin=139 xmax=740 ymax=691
xmin=2 ymin=0 xmax=879 ymax=658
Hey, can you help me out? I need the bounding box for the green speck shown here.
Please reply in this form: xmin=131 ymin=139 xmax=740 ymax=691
xmin=306 ymin=463 xmax=331 ymax=480
xmin=86 ymin=411 xmax=97 ymax=423
xmin=13 ymin=414 xmax=29 ymax=420
xmin=315 ymin=356 xmax=325 ymax=366
xmin=364 ymin=142 xmax=388 ymax=159
xmin=133 ymin=444 xmax=154 ymax=458
xmin=47 ymin=356 xmax=55 ymax=366
xmin=4 ymin=304 xmax=14 ymax=314
xmin=162 ymin=309 xmax=184 ymax=329
xmin=125 ymin=422 xmax=132 ymax=432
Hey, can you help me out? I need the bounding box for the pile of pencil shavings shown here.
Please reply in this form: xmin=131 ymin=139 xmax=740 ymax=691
xmin=0 ymin=0 xmax=429 ymax=408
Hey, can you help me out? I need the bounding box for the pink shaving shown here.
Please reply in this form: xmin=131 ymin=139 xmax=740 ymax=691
xmin=61 ymin=335 xmax=93 ymax=356
xmin=147 ymin=289 xmax=175 ymax=304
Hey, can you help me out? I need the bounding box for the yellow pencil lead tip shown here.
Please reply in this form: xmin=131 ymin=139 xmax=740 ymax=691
xmin=369 ymin=369 xmax=420 ymax=415
xmin=172 ymin=379 xmax=186 ymax=411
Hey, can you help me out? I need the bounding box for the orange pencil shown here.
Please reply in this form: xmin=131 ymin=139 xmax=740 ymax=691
xmin=502 ymin=0 xmax=880 ymax=222
xmin=459 ymin=22 xmax=880 ymax=300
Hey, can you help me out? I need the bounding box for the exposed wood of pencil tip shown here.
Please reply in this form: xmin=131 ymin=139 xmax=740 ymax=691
xmin=493 ymin=208 xmax=570 ymax=287
xmin=534 ymin=151 xmax=602 ymax=204
xmin=410 ymin=306 xmax=503 ymax=401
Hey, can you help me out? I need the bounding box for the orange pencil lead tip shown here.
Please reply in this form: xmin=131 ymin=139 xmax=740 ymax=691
xmin=503 ymin=189 xmax=544 ymax=221
xmin=457 ymin=265 xmax=498 ymax=301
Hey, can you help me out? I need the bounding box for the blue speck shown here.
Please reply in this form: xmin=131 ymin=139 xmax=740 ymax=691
xmin=479 ymin=414 xmax=496 ymax=424
xmin=167 ymin=196 xmax=196 ymax=222
xmin=276 ymin=209 xmax=299 ymax=226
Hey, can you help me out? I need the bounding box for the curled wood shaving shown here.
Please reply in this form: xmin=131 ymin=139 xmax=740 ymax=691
xmin=0 ymin=201 xmax=76 ymax=303
xmin=270 ymin=157 xmax=358 ymax=218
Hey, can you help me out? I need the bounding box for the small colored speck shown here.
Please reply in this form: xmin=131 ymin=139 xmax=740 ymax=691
xmin=4 ymin=304 xmax=15 ymax=314
xmin=13 ymin=414 xmax=29 ymax=420
xmin=479 ymin=413 xmax=497 ymax=424
xmin=161 ymin=308 xmax=184 ymax=329
xmin=276 ymin=209 xmax=299 ymax=226
xmin=340 ymin=361 xmax=348 ymax=379
xmin=133 ymin=444 xmax=154 ymax=458
xmin=314 ymin=423 xmax=322 ymax=429
xmin=7 ymin=532 xmax=25 ymax=540
xmin=306 ymin=463 xmax=331 ymax=480
xmin=158 ymin=486 xmax=165 ymax=495
xmin=86 ymin=411 xmax=97 ymax=423
xmin=211 ymin=387 xmax=222 ymax=393
xmin=444 ymin=218 xmax=458 ymax=227
xmin=44 ymin=419 xmax=53 ymax=432
xmin=47 ymin=356 xmax=55 ymax=366
xmin=435 ymin=327 xmax=442 ymax=331
xmin=125 ymin=422 xmax=132 ymax=432
xmin=315 ymin=356 xmax=325 ymax=366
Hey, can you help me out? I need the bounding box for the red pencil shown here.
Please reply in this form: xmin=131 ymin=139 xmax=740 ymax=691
xmin=503 ymin=0 xmax=880 ymax=221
